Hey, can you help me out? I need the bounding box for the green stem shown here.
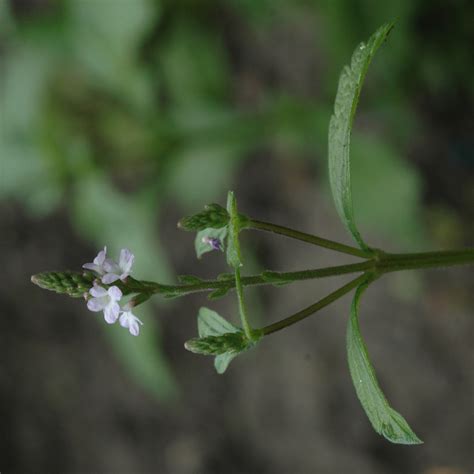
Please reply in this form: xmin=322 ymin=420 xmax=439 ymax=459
xmin=379 ymin=249 xmax=474 ymax=273
xmin=259 ymin=249 xmax=473 ymax=336
xmin=261 ymin=273 xmax=370 ymax=336
xmin=247 ymin=219 xmax=371 ymax=258
xmin=138 ymin=260 xmax=373 ymax=296
xmin=234 ymin=268 xmax=253 ymax=340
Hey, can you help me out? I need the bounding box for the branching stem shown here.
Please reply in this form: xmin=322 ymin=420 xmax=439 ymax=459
xmin=247 ymin=219 xmax=372 ymax=258
xmin=260 ymin=273 xmax=370 ymax=335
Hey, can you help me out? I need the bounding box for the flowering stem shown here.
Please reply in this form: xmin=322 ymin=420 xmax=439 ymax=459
xmin=133 ymin=247 xmax=473 ymax=301
xmin=260 ymin=273 xmax=370 ymax=336
xmin=137 ymin=260 xmax=374 ymax=296
xmin=247 ymin=219 xmax=372 ymax=258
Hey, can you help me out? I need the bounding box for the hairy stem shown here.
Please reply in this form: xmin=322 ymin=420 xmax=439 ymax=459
xmin=247 ymin=219 xmax=372 ymax=258
xmin=234 ymin=268 xmax=253 ymax=339
xmin=379 ymin=249 xmax=474 ymax=273
xmin=261 ymin=273 xmax=370 ymax=335
xmin=137 ymin=261 xmax=374 ymax=296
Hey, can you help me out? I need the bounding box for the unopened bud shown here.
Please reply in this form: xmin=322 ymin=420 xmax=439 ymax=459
xmin=178 ymin=203 xmax=229 ymax=231
xmin=184 ymin=331 xmax=248 ymax=355
xmin=31 ymin=271 xmax=95 ymax=298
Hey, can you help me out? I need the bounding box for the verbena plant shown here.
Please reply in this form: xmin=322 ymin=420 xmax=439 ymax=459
xmin=32 ymin=23 xmax=473 ymax=445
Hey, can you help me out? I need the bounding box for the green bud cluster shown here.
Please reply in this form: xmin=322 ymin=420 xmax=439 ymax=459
xmin=31 ymin=271 xmax=95 ymax=298
xmin=184 ymin=331 xmax=248 ymax=355
xmin=178 ymin=203 xmax=229 ymax=231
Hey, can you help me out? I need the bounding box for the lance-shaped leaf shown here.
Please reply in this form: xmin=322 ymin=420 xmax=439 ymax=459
xmin=328 ymin=23 xmax=393 ymax=250
xmin=347 ymin=282 xmax=423 ymax=445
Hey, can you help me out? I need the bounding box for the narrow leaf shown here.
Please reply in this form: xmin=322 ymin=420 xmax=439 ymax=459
xmin=347 ymin=282 xmax=423 ymax=445
xmin=226 ymin=191 xmax=242 ymax=269
xmin=328 ymin=23 xmax=393 ymax=250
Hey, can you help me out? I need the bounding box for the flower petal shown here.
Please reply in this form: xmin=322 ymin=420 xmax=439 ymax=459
xmin=119 ymin=248 xmax=134 ymax=274
xmin=104 ymin=302 xmax=120 ymax=324
xmin=119 ymin=311 xmax=143 ymax=335
xmin=94 ymin=246 xmax=107 ymax=266
xmin=89 ymin=285 xmax=108 ymax=298
xmin=87 ymin=297 xmax=106 ymax=312
xmin=102 ymin=273 xmax=120 ymax=284
xmin=82 ymin=263 xmax=101 ymax=273
xmin=119 ymin=312 xmax=130 ymax=328
xmin=108 ymin=286 xmax=122 ymax=301
xmin=103 ymin=259 xmax=120 ymax=274
xmin=128 ymin=320 xmax=140 ymax=336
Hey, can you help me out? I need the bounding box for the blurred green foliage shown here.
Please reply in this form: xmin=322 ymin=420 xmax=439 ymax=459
xmin=2 ymin=0 xmax=470 ymax=400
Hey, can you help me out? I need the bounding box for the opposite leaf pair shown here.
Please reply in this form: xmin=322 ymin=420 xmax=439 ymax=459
xmin=185 ymin=307 xmax=261 ymax=374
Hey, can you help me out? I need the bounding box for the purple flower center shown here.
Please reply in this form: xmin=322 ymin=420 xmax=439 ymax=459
xmin=202 ymin=237 xmax=222 ymax=251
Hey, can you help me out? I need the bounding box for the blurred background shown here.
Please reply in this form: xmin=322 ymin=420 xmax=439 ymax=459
xmin=1 ymin=0 xmax=473 ymax=472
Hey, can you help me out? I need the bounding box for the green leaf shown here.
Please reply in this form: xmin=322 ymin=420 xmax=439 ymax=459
xmin=347 ymin=282 xmax=423 ymax=445
xmin=214 ymin=352 xmax=238 ymax=374
xmin=226 ymin=191 xmax=242 ymax=269
xmin=188 ymin=307 xmax=257 ymax=374
xmin=195 ymin=227 xmax=227 ymax=259
xmin=197 ymin=307 xmax=238 ymax=338
xmin=328 ymin=23 xmax=394 ymax=250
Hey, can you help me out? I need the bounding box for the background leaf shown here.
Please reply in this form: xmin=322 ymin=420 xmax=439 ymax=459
xmin=73 ymin=173 xmax=177 ymax=401
xmin=328 ymin=23 xmax=393 ymax=250
xmin=346 ymin=282 xmax=423 ymax=445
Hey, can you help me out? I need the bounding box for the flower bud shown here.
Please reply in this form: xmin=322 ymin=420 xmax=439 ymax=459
xmin=178 ymin=203 xmax=229 ymax=231
xmin=184 ymin=331 xmax=248 ymax=355
xmin=31 ymin=271 xmax=95 ymax=298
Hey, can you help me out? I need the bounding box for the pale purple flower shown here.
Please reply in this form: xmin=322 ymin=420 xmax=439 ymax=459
xmin=87 ymin=283 xmax=122 ymax=324
xmin=119 ymin=310 xmax=143 ymax=336
xmin=201 ymin=236 xmax=223 ymax=251
xmin=101 ymin=248 xmax=135 ymax=284
xmin=83 ymin=246 xmax=108 ymax=275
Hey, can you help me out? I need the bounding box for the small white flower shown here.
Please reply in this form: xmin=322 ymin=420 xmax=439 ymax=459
xmin=83 ymin=246 xmax=108 ymax=275
xmin=87 ymin=283 xmax=122 ymax=324
xmin=101 ymin=248 xmax=135 ymax=284
xmin=119 ymin=310 xmax=143 ymax=336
